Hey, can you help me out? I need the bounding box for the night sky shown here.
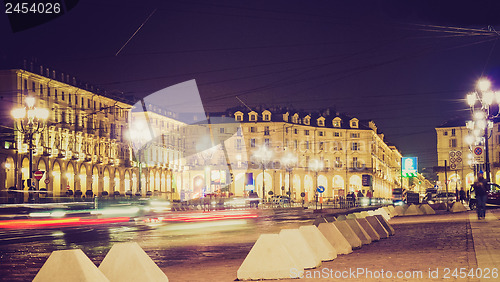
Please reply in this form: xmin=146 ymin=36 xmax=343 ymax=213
xmin=3 ymin=0 xmax=500 ymax=176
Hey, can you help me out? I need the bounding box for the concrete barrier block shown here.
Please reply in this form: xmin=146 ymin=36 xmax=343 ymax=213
xmin=324 ymin=215 xmax=337 ymax=222
xmin=99 ymin=242 xmax=168 ymax=282
xmin=361 ymin=211 xmax=370 ymax=218
xmin=374 ymin=215 xmax=395 ymax=236
xmin=375 ymin=209 xmax=391 ymax=221
xmin=451 ymin=201 xmax=467 ymax=213
xmin=387 ymin=205 xmax=396 ymax=216
xmin=356 ymin=218 xmax=380 ymax=241
xmin=313 ymin=216 xmax=328 ymax=227
xmin=299 ymin=225 xmax=337 ymax=261
xmin=419 ymin=204 xmax=436 ymax=215
xmin=318 ymin=223 xmax=352 ymax=255
xmin=393 ymin=205 xmax=405 ymax=216
xmin=382 ymin=207 xmax=393 ymax=218
xmin=34 ymin=249 xmax=109 ymax=282
xmin=336 ymin=214 xmax=347 ymax=221
xmin=365 ymin=216 xmax=389 ymax=239
xmin=353 ymin=212 xmax=365 ymax=219
xmin=237 ymin=234 xmax=302 ymax=280
xmin=346 ymin=213 xmax=357 ymax=219
xmin=346 ymin=219 xmax=372 ymax=245
xmin=332 ymin=221 xmax=362 ymax=249
xmin=404 ymin=204 xmax=422 ymax=216
xmin=279 ymin=229 xmax=321 ymax=269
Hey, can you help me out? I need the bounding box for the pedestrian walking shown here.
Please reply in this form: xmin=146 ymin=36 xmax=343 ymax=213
xmin=472 ymin=171 xmax=488 ymax=219
xmin=366 ymin=190 xmax=373 ymax=205
xmin=459 ymin=188 xmax=466 ymax=204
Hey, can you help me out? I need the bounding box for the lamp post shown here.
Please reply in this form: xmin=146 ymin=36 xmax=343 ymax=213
xmin=252 ymin=145 xmax=273 ymax=203
xmin=11 ymin=96 xmax=49 ymax=192
xmin=309 ymin=158 xmax=324 ymax=210
xmin=128 ymin=119 xmax=153 ymax=196
xmin=465 ymin=78 xmax=499 ymax=182
xmin=281 ymin=152 xmax=298 ymax=204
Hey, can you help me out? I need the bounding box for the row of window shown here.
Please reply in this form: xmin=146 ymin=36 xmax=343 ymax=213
xmin=443 ymin=129 xmax=456 ymax=136
xmin=24 ymin=79 xmax=128 ymax=119
xmin=241 ymin=138 xmax=363 ymax=151
xmin=235 ymin=112 xmax=359 ymax=129
xmin=246 ymin=126 xmax=361 ymax=138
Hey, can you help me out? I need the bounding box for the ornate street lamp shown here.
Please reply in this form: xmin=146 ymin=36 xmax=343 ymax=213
xmin=11 ymin=96 xmax=49 ymax=191
xmin=465 ymin=77 xmax=499 ymax=182
xmin=252 ymin=145 xmax=273 ymax=203
xmin=281 ymin=152 xmax=298 ymax=202
xmin=128 ymin=118 xmax=154 ymax=196
xmin=308 ymin=158 xmax=324 ymax=210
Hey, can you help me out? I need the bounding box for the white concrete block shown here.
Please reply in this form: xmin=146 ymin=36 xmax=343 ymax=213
xmin=419 ymin=204 xmax=436 ymax=215
xmin=332 ymin=221 xmax=362 ymax=249
xmin=374 ymin=215 xmax=395 ymax=236
xmin=237 ymin=234 xmax=302 ymax=280
xmin=299 ymin=225 xmax=337 ymax=261
xmin=393 ymin=205 xmax=405 ymax=216
xmin=336 ymin=214 xmax=347 ymax=221
xmin=346 ymin=219 xmax=372 ymax=245
xmin=99 ymin=242 xmax=168 ymax=282
xmin=313 ymin=216 xmax=328 ymax=227
xmin=346 ymin=213 xmax=357 ymax=219
xmin=356 ymin=218 xmax=380 ymax=241
xmin=34 ymin=249 xmax=109 ymax=282
xmin=365 ymin=216 xmax=389 ymax=239
xmin=404 ymin=204 xmax=422 ymax=216
xmin=451 ymin=201 xmax=467 ymax=213
xmin=318 ymin=223 xmax=352 ymax=255
xmin=376 ymin=208 xmax=391 ymax=221
xmin=382 ymin=207 xmax=393 ymax=218
xmin=387 ymin=205 xmax=396 ymax=216
xmin=279 ymin=229 xmax=321 ymax=269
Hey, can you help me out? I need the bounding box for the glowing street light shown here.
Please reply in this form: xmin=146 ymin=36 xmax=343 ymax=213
xmin=11 ymin=96 xmax=49 ymax=194
xmin=466 ymin=77 xmax=497 ymax=182
xmin=127 ymin=118 xmax=154 ymax=195
xmin=477 ymin=78 xmax=491 ymax=92
xmin=308 ymin=158 xmax=324 ymax=210
xmin=281 ymin=152 xmax=298 ymax=200
xmin=252 ymin=145 xmax=273 ymax=203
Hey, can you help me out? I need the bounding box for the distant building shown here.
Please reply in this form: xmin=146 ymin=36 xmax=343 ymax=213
xmin=188 ymin=107 xmax=410 ymax=202
xmin=434 ymin=117 xmax=497 ymax=193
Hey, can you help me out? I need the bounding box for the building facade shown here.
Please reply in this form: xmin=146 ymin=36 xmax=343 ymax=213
xmin=185 ymin=108 xmax=411 ymax=202
xmin=0 ymin=66 xmax=418 ymax=203
xmin=436 ymin=117 xmax=500 ymax=193
xmin=0 ymin=67 xmax=181 ymax=202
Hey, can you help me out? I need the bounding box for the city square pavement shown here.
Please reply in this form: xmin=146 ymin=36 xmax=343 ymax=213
xmin=161 ymin=208 xmax=500 ymax=282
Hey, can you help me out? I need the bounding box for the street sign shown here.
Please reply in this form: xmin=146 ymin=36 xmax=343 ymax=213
xmin=402 ymin=157 xmax=418 ymax=178
xmin=448 ymin=150 xmax=462 ymax=169
xmin=44 ymin=178 xmax=50 ymax=184
xmin=474 ymin=146 xmax=485 ymax=164
xmin=33 ymin=170 xmax=44 ymax=180
xmin=362 ymin=174 xmax=372 ymax=186
xmin=317 ymin=186 xmax=325 ymax=193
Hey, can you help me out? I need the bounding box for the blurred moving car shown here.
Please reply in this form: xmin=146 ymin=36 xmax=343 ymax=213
xmin=433 ymin=192 xmax=457 ymax=203
xmin=271 ymin=195 xmax=291 ymax=206
xmin=469 ymin=183 xmax=500 ymax=210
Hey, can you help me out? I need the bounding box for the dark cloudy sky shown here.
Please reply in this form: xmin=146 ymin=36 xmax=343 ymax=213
xmin=3 ymin=0 xmax=500 ymax=174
